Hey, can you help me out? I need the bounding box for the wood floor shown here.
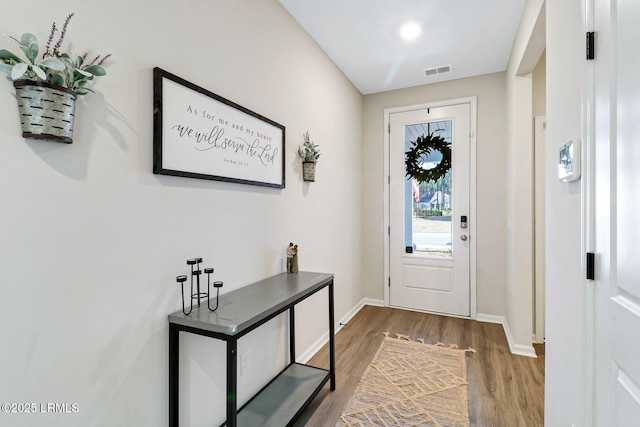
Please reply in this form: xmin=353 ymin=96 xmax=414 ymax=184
xmin=293 ymin=306 xmax=544 ymax=427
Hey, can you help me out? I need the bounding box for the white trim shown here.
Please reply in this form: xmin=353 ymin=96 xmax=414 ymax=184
xmin=383 ymin=111 xmax=391 ymax=306
xmin=503 ymin=320 xmax=537 ymax=358
xmin=297 ymin=298 xmax=382 ymax=363
xmin=583 ymin=0 xmax=595 ymax=425
xmin=477 ymin=313 xmax=538 ymax=358
xmin=469 ymin=98 xmax=478 ymax=319
xmin=383 ymin=97 xmax=478 ymax=319
xmin=534 ymin=115 xmax=547 ymax=344
xmin=297 ymin=331 xmax=331 ymax=364
xmin=476 ymin=313 xmax=506 ymax=325
xmin=363 ymin=298 xmax=385 ymax=307
xmin=298 ymin=303 xmax=537 ymax=363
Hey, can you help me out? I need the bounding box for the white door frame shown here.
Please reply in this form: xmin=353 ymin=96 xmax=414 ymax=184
xmin=383 ymin=96 xmax=478 ymax=318
xmin=534 ymin=115 xmax=546 ymax=343
xmin=584 ymin=0 xmax=595 ymax=424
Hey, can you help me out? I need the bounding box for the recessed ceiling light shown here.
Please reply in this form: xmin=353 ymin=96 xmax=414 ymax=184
xmin=399 ymin=22 xmax=422 ymax=41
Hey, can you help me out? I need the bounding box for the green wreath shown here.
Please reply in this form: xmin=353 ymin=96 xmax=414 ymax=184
xmin=405 ymin=133 xmax=451 ymax=183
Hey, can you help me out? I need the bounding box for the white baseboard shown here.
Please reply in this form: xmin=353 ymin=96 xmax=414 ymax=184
xmin=477 ymin=313 xmax=537 ymax=358
xmin=298 ymin=331 xmax=331 ymax=364
xmin=362 ymin=298 xmax=384 ymax=307
xmin=298 ymin=298 xmax=382 ymax=363
xmin=476 ymin=313 xmax=505 ymax=325
xmin=299 ymin=305 xmax=538 ymax=361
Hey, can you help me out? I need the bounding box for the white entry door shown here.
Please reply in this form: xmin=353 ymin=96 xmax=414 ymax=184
xmin=592 ymin=0 xmax=640 ymax=424
xmin=389 ymin=102 xmax=472 ymax=316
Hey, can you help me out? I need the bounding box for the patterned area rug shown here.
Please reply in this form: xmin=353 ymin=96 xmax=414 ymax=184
xmin=336 ymin=333 xmax=474 ymax=427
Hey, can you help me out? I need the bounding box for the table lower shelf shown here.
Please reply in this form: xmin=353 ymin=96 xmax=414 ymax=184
xmin=223 ymin=363 xmax=330 ymax=427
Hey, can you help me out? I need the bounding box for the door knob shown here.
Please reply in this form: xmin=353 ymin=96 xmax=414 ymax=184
xmin=461 ymin=235 xmax=468 ymax=241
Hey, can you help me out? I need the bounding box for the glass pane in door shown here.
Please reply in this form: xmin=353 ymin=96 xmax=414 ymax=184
xmin=404 ymin=120 xmax=453 ymax=258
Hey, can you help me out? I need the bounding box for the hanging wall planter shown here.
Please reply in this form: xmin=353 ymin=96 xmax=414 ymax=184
xmin=0 ymin=13 xmax=110 ymax=144
xmin=302 ymin=161 xmax=316 ymax=182
xmin=14 ymin=80 xmax=76 ymax=143
xmin=298 ymin=131 xmax=320 ymax=182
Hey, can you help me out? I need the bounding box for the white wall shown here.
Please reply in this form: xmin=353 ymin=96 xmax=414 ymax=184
xmin=533 ymin=51 xmax=547 ymax=118
xmin=361 ymin=73 xmax=508 ymax=317
xmin=0 ymin=1 xmax=364 ymax=426
xmin=504 ymin=0 xmax=545 ymax=356
xmin=545 ymin=0 xmax=587 ymax=425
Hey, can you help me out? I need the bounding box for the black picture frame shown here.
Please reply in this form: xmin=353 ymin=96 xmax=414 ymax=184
xmin=153 ymin=67 xmax=285 ymax=188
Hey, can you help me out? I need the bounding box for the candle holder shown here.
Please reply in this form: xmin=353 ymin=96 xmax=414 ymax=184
xmin=176 ymin=258 xmax=224 ymax=315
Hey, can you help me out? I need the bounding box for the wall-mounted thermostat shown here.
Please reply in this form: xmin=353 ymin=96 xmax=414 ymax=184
xmin=558 ymin=139 xmax=581 ymax=182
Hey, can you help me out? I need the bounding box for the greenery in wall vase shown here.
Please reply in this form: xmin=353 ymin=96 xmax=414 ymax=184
xmin=0 ymin=13 xmax=110 ymax=93
xmin=297 ymin=130 xmax=321 ymax=162
xmin=0 ymin=13 xmax=111 ymax=143
xmin=297 ymin=131 xmax=321 ymax=182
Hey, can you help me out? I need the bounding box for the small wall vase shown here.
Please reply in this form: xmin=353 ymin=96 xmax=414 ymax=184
xmin=13 ymin=80 xmax=77 ymax=144
xmin=302 ymin=161 xmax=316 ymax=182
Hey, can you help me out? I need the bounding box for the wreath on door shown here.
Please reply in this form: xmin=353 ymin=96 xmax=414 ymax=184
xmin=405 ymin=133 xmax=451 ymax=183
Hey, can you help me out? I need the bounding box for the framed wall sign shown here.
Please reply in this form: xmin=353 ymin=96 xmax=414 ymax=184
xmin=153 ymin=68 xmax=285 ymax=188
xmin=558 ymin=139 xmax=581 ymax=182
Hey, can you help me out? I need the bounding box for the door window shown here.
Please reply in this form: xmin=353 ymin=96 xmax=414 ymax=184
xmin=404 ymin=120 xmax=453 ymax=258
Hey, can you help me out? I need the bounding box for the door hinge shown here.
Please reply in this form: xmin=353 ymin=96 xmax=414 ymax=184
xmin=388 ymin=226 xmax=390 ymax=236
xmin=388 ymin=277 xmax=391 ymax=287
xmin=388 ymin=123 xmax=391 ymax=133
xmin=586 ymin=252 xmax=595 ymax=280
xmin=586 ymin=32 xmax=595 ymax=60
xmin=388 ymin=175 xmax=390 ymax=185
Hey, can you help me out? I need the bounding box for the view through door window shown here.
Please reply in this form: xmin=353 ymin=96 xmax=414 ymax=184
xmin=404 ymin=120 xmax=452 ymax=257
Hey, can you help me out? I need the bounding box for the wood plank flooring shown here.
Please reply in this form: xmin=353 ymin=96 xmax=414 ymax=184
xmin=293 ymin=306 xmax=544 ymax=427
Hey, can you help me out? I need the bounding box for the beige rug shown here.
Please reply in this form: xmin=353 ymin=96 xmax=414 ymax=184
xmin=336 ymin=333 xmax=474 ymax=427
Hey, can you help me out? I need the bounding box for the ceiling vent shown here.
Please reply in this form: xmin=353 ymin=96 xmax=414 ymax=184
xmin=423 ymin=64 xmax=452 ymax=77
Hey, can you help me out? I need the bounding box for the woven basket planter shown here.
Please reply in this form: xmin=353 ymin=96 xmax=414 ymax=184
xmin=13 ymin=80 xmax=77 ymax=144
xmin=302 ymin=161 xmax=317 ymax=182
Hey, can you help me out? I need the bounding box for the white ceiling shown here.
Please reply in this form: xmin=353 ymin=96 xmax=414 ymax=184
xmin=278 ymin=0 xmax=526 ymax=95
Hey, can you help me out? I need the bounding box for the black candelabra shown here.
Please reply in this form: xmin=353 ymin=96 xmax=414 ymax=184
xmin=176 ymin=257 xmax=223 ymax=316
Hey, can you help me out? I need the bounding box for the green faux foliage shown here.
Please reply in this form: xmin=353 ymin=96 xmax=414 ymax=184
xmin=0 ymin=13 xmax=110 ymax=95
xmin=405 ymin=133 xmax=451 ymax=184
xmin=297 ymin=131 xmax=321 ymax=162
